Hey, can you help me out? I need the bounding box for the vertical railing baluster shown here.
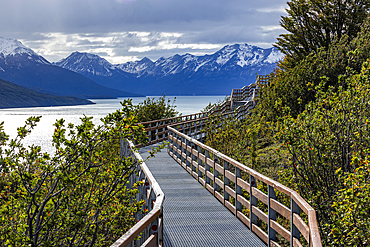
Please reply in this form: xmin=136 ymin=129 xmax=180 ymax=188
xmin=155 ymin=121 xmax=159 ymax=143
xmin=168 ymin=129 xmax=173 ymax=154
xmin=197 ymin=145 xmax=202 ymax=182
xmin=192 ymin=143 xmax=197 ymax=175
xmin=176 ymin=132 xmax=181 ymax=161
xmin=291 ymin=199 xmax=301 ymax=247
xmin=194 ymin=118 xmax=198 ymax=140
xmin=235 ymin=167 xmax=242 ymax=217
xmin=205 ymin=150 xmax=211 ymax=187
xmin=250 ymin=175 xmax=257 ymax=229
xmin=181 ymin=125 xmax=185 ymax=166
xmin=223 ymin=161 xmax=229 ymax=206
xmin=213 ymin=156 xmax=219 ymax=194
xmin=148 ymin=123 xmax=152 ymax=144
xmin=268 ymin=185 xmax=277 ymax=246
xmin=186 ymin=133 xmax=191 ymax=171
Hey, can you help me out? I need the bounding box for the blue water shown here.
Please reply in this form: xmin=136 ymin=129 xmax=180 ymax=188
xmin=0 ymin=96 xmax=224 ymax=153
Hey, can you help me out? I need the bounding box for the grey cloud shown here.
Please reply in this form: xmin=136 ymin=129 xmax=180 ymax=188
xmin=0 ymin=0 xmax=288 ymax=62
xmin=1 ymin=0 xmax=287 ymax=32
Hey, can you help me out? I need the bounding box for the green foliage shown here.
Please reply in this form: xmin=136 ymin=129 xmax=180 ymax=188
xmin=277 ymin=60 xmax=370 ymax=245
xmin=133 ymin=95 xmax=179 ymax=122
xmin=0 ymin=99 xmax=162 ymax=246
xmin=329 ymin=157 xmax=370 ymax=246
xmin=203 ymin=110 xmax=288 ymax=180
xmin=261 ymin=16 xmax=370 ymax=119
xmin=275 ymin=0 xmax=370 ymax=68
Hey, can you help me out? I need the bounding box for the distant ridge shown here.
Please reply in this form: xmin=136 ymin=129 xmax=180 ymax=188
xmin=55 ymin=44 xmax=283 ymax=95
xmin=0 ymin=37 xmax=144 ymax=99
xmin=0 ymin=78 xmax=94 ymax=109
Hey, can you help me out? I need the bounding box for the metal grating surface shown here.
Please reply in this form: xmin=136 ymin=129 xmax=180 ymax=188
xmin=140 ymin=144 xmax=266 ymax=247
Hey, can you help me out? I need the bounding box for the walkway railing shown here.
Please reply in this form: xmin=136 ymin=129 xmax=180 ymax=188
xmin=117 ymin=78 xmax=322 ymax=247
xmin=167 ymin=118 xmax=322 ymax=247
xmin=135 ymin=83 xmax=260 ymax=148
xmin=112 ymin=140 xmax=164 ymax=247
xmin=136 ymin=112 xmax=208 ymax=148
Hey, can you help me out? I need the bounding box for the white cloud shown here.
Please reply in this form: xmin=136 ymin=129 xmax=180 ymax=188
xmin=20 ymin=32 xmax=225 ymax=63
xmin=128 ymin=43 xmax=221 ymax=53
xmin=257 ymin=7 xmax=286 ymax=13
xmin=259 ymin=25 xmax=284 ymax=32
xmin=116 ymin=0 xmax=136 ymax=3
xmin=3 ymin=0 xmax=289 ymax=63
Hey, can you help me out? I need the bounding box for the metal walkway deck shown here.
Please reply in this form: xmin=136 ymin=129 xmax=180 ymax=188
xmin=140 ymin=144 xmax=266 ymax=247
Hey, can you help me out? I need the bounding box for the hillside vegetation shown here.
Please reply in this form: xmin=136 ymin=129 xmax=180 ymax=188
xmin=0 ymin=78 xmax=93 ymax=109
xmin=204 ymin=1 xmax=370 ymax=246
xmin=0 ymin=97 xmax=174 ymax=246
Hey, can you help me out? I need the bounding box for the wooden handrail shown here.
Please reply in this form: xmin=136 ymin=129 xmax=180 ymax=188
xmin=167 ymin=122 xmax=322 ymax=247
xmin=112 ymin=140 xmax=165 ymax=247
xmin=111 ymin=209 xmax=161 ymax=247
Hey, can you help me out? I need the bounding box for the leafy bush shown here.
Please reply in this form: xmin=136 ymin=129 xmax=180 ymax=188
xmin=261 ymin=16 xmax=370 ymax=119
xmin=133 ymin=95 xmax=179 ymax=122
xmin=203 ymin=110 xmax=288 ymax=180
xmin=0 ymin=99 xmax=163 ymax=246
xmin=277 ymin=60 xmax=370 ymax=245
xmin=329 ymin=157 xmax=370 ymax=246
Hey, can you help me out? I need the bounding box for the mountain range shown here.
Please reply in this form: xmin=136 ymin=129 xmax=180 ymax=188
xmin=0 ymin=36 xmax=283 ymax=102
xmin=0 ymin=37 xmax=143 ymax=99
xmin=54 ymin=44 xmax=283 ymax=95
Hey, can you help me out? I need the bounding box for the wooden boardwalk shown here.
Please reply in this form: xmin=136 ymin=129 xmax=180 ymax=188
xmin=140 ymin=144 xmax=266 ymax=247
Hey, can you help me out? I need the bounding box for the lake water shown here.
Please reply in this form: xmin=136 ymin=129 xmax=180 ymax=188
xmin=0 ymin=96 xmax=224 ymax=153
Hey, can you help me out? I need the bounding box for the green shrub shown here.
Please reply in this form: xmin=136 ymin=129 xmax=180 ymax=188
xmin=0 ymin=99 xmax=164 ymax=246
xmin=133 ymin=95 xmax=179 ymax=122
xmin=277 ymin=60 xmax=370 ymax=245
xmin=329 ymin=157 xmax=370 ymax=246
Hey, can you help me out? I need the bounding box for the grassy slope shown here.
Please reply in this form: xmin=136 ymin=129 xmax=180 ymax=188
xmin=0 ymin=78 xmax=94 ymax=109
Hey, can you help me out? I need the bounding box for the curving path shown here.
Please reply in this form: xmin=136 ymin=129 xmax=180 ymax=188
xmin=140 ymin=144 xmax=266 ymax=247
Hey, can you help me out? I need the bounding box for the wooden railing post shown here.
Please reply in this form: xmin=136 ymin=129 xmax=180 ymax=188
xmin=193 ymin=118 xmax=198 ymax=139
xmin=197 ymin=145 xmax=203 ymax=182
xmin=155 ymin=121 xmax=159 ymax=143
xmin=168 ymin=128 xmax=173 ymax=154
xmin=291 ymin=199 xmax=301 ymax=246
xmin=176 ymin=132 xmax=181 ymax=161
xmin=148 ymin=123 xmax=152 ymax=143
xmin=213 ymin=156 xmax=219 ymax=194
xmin=235 ymin=167 xmax=242 ymax=217
xmin=186 ymin=134 xmax=191 ymax=170
xmin=268 ymin=185 xmax=277 ymax=246
xmin=181 ymin=124 xmax=185 ymax=166
xmin=205 ymin=150 xmax=211 ymax=186
xmin=199 ymin=118 xmax=204 ymax=142
xmin=224 ymin=161 xmax=229 ymax=205
xmin=249 ymin=175 xmax=258 ymax=229
xmin=191 ymin=143 xmax=197 ymax=175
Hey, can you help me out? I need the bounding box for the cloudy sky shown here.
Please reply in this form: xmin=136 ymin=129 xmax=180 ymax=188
xmin=0 ymin=0 xmax=288 ymax=64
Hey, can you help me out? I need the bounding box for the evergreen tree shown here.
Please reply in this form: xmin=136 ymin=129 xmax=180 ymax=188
xmin=275 ymin=0 xmax=370 ymax=67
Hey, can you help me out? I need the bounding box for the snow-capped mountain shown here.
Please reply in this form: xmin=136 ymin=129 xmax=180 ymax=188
xmin=0 ymin=36 xmax=50 ymax=65
xmin=0 ymin=37 xmax=143 ymax=98
xmin=55 ymin=44 xmax=283 ymax=95
xmin=53 ymin=52 xmax=135 ymax=87
xmin=55 ymin=52 xmax=116 ymax=77
xmin=117 ymin=44 xmax=282 ymax=77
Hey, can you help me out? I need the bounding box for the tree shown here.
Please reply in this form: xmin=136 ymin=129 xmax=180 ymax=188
xmin=0 ymin=99 xmax=164 ymax=246
xmin=133 ymin=95 xmax=179 ymax=123
xmin=277 ymin=60 xmax=370 ymax=245
xmin=261 ymin=16 xmax=370 ymax=119
xmin=275 ymin=0 xmax=370 ymax=67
